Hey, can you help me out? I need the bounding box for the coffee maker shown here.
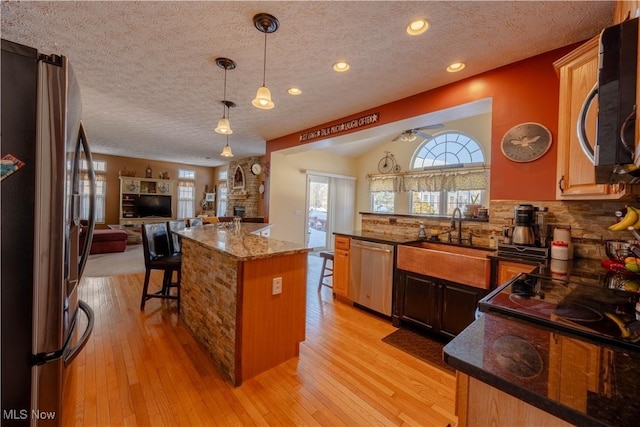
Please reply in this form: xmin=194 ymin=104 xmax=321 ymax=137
xmin=512 ymin=204 xmax=536 ymax=246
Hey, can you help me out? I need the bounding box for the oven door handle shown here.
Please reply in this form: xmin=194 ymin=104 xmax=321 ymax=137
xmin=576 ymin=83 xmax=597 ymax=165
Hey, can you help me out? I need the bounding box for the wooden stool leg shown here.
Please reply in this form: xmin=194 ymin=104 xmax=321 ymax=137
xmin=140 ymin=269 xmax=152 ymax=310
xmin=317 ymin=256 xmax=328 ymax=292
xmin=176 ymin=268 xmax=181 ymax=314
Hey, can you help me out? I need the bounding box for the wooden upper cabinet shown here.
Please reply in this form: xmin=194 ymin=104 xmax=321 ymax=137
xmin=554 ymin=37 xmax=640 ymax=200
xmin=614 ymin=1 xmax=639 ymax=24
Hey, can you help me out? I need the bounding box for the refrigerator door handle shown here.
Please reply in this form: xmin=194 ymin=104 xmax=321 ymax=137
xmin=31 ymin=347 xmax=66 ymax=367
xmin=64 ymin=299 xmax=94 ymax=366
xmin=76 ymin=122 xmax=96 ymax=278
xmin=31 ymin=299 xmax=94 ymax=367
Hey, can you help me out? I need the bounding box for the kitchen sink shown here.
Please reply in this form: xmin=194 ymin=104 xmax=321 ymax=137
xmin=397 ymin=242 xmax=492 ymax=289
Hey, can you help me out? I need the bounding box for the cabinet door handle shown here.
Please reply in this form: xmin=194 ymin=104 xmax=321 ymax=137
xmin=576 ymin=83 xmax=597 ymax=165
xmin=558 ymin=175 xmax=564 ymax=194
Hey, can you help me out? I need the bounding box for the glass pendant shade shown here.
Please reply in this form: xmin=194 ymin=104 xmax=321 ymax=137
xmin=400 ymin=133 xmax=417 ymax=142
xmin=215 ymin=116 xmax=232 ymax=134
xmin=220 ymin=143 xmax=233 ymax=157
xmin=252 ymin=86 xmax=274 ymax=109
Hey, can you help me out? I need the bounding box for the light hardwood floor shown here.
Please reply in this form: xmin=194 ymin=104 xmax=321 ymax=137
xmin=63 ymin=254 xmax=457 ymax=426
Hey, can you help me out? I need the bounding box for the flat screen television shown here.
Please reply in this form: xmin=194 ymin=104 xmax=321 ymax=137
xmin=135 ymin=195 xmax=172 ymax=218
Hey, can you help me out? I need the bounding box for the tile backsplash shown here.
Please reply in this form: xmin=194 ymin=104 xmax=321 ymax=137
xmin=361 ymin=200 xmax=636 ymax=260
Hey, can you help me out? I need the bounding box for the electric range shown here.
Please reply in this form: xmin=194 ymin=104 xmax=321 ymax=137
xmin=479 ymin=272 xmax=640 ymax=352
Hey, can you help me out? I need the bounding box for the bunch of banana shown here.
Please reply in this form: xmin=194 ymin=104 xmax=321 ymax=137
xmin=605 ymin=312 xmax=632 ymax=338
xmin=609 ymin=206 xmax=640 ymax=231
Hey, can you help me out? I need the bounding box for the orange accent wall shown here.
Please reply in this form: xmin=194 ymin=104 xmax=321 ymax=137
xmin=266 ymin=42 xmax=583 ymax=213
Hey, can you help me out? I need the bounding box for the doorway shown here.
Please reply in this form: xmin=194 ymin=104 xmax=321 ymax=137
xmin=306 ymin=175 xmax=329 ymax=250
xmin=305 ymin=172 xmax=355 ymax=251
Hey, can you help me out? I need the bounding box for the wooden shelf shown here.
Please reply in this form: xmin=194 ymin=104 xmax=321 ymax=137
xmin=229 ymin=192 xmax=249 ymax=200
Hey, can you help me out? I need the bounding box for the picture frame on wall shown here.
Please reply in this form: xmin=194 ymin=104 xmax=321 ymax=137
xmin=205 ymin=193 xmax=215 ymax=202
xmin=233 ymin=165 xmax=245 ymax=190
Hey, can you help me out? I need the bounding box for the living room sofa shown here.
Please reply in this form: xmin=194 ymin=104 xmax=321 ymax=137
xmin=79 ymin=221 xmax=128 ymax=255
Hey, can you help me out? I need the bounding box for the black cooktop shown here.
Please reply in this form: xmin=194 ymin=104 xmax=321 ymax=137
xmin=479 ymin=272 xmax=640 ymax=352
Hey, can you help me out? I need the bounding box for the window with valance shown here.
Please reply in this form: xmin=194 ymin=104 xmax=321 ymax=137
xmin=368 ymin=131 xmax=488 ymax=215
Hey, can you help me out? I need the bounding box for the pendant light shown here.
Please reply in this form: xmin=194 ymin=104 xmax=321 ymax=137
xmin=220 ymin=101 xmax=235 ymax=157
xmin=220 ymin=134 xmax=233 ymax=157
xmin=252 ymin=13 xmax=279 ymax=110
xmin=214 ymin=58 xmax=236 ymax=134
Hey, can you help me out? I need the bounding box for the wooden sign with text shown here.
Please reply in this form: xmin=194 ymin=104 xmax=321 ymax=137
xmin=299 ymin=112 xmax=380 ymax=142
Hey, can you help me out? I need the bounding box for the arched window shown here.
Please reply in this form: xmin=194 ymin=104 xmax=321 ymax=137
xmin=409 ymin=131 xmax=487 ymax=216
xmin=412 ymin=131 xmax=485 ymax=168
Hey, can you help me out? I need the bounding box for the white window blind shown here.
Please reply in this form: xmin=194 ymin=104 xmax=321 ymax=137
xmin=177 ymin=181 xmax=195 ymax=219
xmin=218 ymin=182 xmax=228 ymax=217
xmin=78 ymin=160 xmax=107 ymax=223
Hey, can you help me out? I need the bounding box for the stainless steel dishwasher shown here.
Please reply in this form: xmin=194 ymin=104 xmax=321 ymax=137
xmin=349 ymin=239 xmax=394 ymax=316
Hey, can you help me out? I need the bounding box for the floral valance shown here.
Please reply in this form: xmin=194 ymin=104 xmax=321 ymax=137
xmin=369 ymin=175 xmax=401 ymax=192
xmin=369 ymin=168 xmax=488 ymax=193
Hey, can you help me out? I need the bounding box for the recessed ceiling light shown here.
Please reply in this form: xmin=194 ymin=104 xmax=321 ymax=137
xmin=288 ymin=87 xmax=302 ymax=95
xmin=407 ymin=19 xmax=429 ymax=35
xmin=447 ymin=62 xmax=466 ymax=72
xmin=333 ymin=61 xmax=350 ymax=72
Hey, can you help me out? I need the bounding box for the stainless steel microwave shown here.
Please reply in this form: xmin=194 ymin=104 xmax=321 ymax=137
xmin=577 ymin=17 xmax=638 ymax=184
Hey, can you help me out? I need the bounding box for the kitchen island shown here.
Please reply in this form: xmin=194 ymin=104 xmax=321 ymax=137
xmin=174 ymin=223 xmax=311 ymax=386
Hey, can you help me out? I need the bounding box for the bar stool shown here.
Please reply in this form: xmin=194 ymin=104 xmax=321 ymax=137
xmin=140 ymin=223 xmax=182 ymax=313
xmin=317 ymin=251 xmax=334 ymax=292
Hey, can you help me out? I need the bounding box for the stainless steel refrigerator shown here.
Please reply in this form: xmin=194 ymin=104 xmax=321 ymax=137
xmin=1 ymin=39 xmax=96 ymax=426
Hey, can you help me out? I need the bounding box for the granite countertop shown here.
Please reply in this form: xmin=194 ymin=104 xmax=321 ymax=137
xmin=175 ymin=223 xmax=311 ymax=261
xmin=444 ymin=313 xmax=640 ymax=427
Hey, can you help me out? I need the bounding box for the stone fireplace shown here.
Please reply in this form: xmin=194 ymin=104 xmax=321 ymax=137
xmin=226 ymin=156 xmax=261 ymax=217
xmin=233 ymin=206 xmax=245 ymax=218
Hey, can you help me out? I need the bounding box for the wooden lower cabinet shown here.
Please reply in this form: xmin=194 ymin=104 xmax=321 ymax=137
xmin=394 ymin=270 xmax=487 ymax=338
xmin=399 ymin=273 xmax=439 ymax=331
xmin=497 ymin=260 xmax=536 ymax=285
xmin=440 ymin=283 xmax=485 ymax=337
xmin=456 ymin=373 xmax=573 ymax=427
xmin=333 ymin=235 xmax=351 ymax=298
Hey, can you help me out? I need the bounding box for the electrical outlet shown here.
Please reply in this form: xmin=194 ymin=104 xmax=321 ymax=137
xmin=272 ymin=277 xmax=282 ymax=295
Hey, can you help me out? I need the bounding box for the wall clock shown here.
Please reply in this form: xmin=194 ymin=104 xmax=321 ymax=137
xmin=251 ymin=162 xmax=263 ymax=175
xmin=500 ymin=122 xmax=552 ymax=163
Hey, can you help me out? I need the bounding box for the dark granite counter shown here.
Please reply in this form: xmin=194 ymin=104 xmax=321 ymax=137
xmin=333 ymin=230 xmax=422 ymax=245
xmin=444 ymin=309 xmax=640 ymax=427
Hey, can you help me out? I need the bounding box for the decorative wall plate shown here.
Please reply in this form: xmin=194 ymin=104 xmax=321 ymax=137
xmin=501 ymin=122 xmax=552 ymax=162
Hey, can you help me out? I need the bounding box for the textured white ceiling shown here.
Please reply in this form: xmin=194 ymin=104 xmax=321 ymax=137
xmin=1 ymin=1 xmax=614 ymax=167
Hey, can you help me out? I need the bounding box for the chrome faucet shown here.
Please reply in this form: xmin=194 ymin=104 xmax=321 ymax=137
xmin=450 ymin=207 xmax=463 ymax=244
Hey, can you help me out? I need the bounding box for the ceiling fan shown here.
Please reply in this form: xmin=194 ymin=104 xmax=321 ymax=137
xmin=392 ymin=124 xmax=444 ymax=142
